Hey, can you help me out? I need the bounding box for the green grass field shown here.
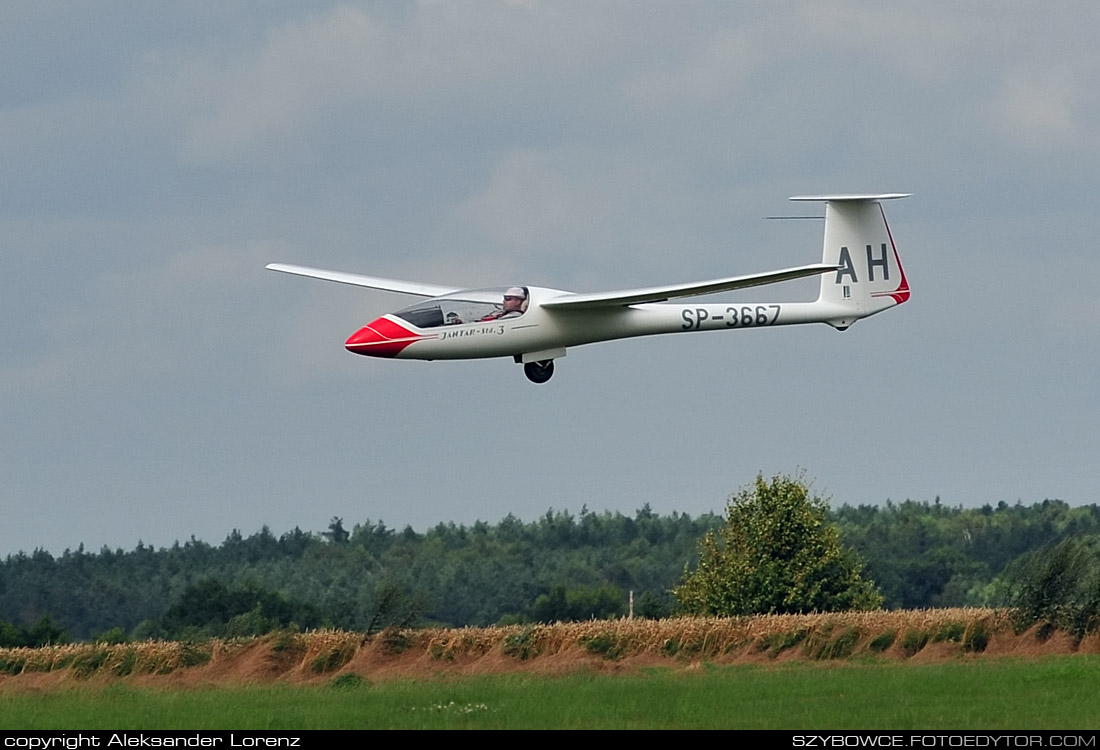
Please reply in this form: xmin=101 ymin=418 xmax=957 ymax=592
xmin=3 ymin=656 xmax=1099 ymax=729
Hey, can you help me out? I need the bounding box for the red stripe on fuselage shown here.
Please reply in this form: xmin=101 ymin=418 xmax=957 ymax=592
xmin=345 ymin=317 xmax=431 ymax=358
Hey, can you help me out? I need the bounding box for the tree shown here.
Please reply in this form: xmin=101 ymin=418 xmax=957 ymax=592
xmin=363 ymin=580 xmax=426 ymax=635
xmin=158 ymin=579 xmax=324 ymax=638
xmin=1001 ymin=535 xmax=1100 ymax=640
xmin=528 ymin=584 xmax=626 ymax=622
xmin=0 ymin=614 xmax=68 ymax=647
xmin=673 ymin=474 xmax=883 ymax=615
xmin=323 ymin=517 xmax=350 ymax=544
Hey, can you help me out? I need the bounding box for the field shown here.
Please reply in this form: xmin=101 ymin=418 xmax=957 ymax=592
xmin=4 ymin=660 xmax=1100 ymax=729
xmin=2 ymin=609 xmax=1100 ymax=729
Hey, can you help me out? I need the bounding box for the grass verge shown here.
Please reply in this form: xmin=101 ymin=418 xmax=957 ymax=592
xmin=2 ymin=656 xmax=1099 ymax=729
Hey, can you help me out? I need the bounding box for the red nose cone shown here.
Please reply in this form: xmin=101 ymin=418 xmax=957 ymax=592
xmin=345 ymin=317 xmax=423 ymax=358
xmin=345 ymin=326 xmax=380 ymax=350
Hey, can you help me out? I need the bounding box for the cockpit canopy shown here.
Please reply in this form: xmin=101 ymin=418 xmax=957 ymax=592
xmin=392 ymin=287 xmax=528 ymax=329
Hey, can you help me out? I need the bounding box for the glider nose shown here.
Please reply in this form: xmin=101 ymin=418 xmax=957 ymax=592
xmin=345 ymin=326 xmax=380 ymax=353
xmin=344 ymin=317 xmax=422 ymax=358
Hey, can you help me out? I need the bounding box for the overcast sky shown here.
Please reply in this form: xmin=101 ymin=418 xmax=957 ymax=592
xmin=3 ymin=1 xmax=1099 ymax=556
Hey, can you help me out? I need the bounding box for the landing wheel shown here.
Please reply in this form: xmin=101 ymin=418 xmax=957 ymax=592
xmin=523 ymin=360 xmax=554 ymax=384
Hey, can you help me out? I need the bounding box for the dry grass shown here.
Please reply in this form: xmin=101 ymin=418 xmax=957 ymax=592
xmin=0 ymin=609 xmax=1042 ymax=687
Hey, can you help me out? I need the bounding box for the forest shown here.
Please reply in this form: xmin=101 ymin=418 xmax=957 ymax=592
xmin=1 ymin=497 xmax=1098 ymax=642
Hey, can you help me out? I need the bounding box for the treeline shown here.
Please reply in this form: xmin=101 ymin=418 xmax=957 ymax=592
xmin=835 ymin=498 xmax=1100 ymax=609
xmin=0 ymin=614 xmax=67 ymax=648
xmin=1 ymin=499 xmax=1098 ymax=641
xmin=0 ymin=506 xmax=715 ymax=640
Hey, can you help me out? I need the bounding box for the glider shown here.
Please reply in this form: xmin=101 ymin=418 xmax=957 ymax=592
xmin=267 ymin=194 xmax=910 ymax=383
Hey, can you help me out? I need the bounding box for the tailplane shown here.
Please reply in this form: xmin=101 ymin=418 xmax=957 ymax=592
xmin=790 ymin=194 xmax=910 ymax=330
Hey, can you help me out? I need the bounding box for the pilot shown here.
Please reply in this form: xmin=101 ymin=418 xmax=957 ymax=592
xmin=481 ymin=287 xmax=527 ymax=320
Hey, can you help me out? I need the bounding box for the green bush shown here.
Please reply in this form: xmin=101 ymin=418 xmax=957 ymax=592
xmin=71 ymin=648 xmax=111 ymax=678
xmin=580 ymin=632 xmax=627 ymax=660
xmin=93 ymin=627 xmax=128 ymax=645
xmin=932 ymin=622 xmax=965 ymax=643
xmin=755 ymin=629 xmax=807 ymax=657
xmin=311 ymin=645 xmax=355 ymax=673
xmin=329 ymin=672 xmax=368 ymax=690
xmin=805 ymin=626 xmax=859 ymax=660
xmin=502 ymin=627 xmax=539 ymax=661
xmin=378 ymin=628 xmax=411 ymax=655
xmin=179 ymin=642 xmax=213 ymax=668
xmin=899 ymin=629 xmax=929 ymax=657
xmin=675 ymin=474 xmax=883 ymax=616
xmin=0 ymin=656 xmax=26 ymax=675
xmin=530 ymin=585 xmax=626 ymax=623
xmin=112 ymin=648 xmax=138 ymax=677
xmin=963 ymin=622 xmax=990 ymax=653
xmin=868 ymin=630 xmax=896 ymax=652
xmin=1002 ymin=537 xmax=1100 ymax=642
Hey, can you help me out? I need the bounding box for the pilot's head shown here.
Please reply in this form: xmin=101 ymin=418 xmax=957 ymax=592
xmin=503 ymin=287 xmax=527 ymax=311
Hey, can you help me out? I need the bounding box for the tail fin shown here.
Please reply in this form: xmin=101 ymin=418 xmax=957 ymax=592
xmin=790 ymin=193 xmax=911 ymax=330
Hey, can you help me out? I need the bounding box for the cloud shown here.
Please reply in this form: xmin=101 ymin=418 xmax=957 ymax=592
xmin=989 ymin=70 xmax=1084 ymax=150
xmin=177 ymin=6 xmax=387 ymax=164
xmin=0 ymin=241 xmax=281 ymax=393
xmin=801 ymin=2 xmax=980 ymax=85
xmin=623 ymin=26 xmax=761 ymax=112
xmin=169 ymin=3 xmax=610 ymax=166
xmin=455 ymin=149 xmax=604 ymax=253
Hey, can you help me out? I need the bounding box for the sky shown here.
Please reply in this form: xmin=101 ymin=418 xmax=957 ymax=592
xmin=3 ymin=1 xmax=1099 ymax=556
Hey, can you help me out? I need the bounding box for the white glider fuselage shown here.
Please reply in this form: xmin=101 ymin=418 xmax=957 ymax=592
xmin=356 ymin=294 xmax=844 ymax=362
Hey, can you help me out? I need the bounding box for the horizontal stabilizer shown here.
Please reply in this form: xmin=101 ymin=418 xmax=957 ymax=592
xmin=541 ymin=263 xmax=838 ymax=310
xmin=266 ymin=263 xmax=459 ymax=298
xmin=790 ymin=193 xmax=911 ymax=203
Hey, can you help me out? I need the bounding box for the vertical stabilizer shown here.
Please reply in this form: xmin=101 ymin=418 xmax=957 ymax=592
xmin=790 ymin=194 xmax=910 ymax=329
